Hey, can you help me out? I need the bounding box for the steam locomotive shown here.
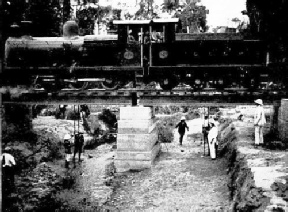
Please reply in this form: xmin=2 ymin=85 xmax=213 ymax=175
xmin=3 ymin=18 xmax=282 ymax=91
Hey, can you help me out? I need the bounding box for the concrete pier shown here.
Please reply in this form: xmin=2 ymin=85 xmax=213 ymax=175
xmin=278 ymin=99 xmax=288 ymax=141
xmin=115 ymin=107 xmax=160 ymax=172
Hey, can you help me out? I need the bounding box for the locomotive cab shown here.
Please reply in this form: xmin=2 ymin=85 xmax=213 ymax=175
xmin=113 ymin=20 xmax=151 ymax=68
xmin=149 ymin=18 xmax=180 ymax=90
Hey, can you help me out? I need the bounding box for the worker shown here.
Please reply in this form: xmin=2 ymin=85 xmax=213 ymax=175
xmin=254 ymin=99 xmax=266 ymax=147
xmin=2 ymin=147 xmax=16 ymax=191
xmin=175 ymin=116 xmax=189 ymax=146
xmin=80 ymin=104 xmax=90 ymax=119
xmin=59 ymin=105 xmax=67 ymax=119
xmin=73 ymin=132 xmax=84 ymax=163
xmin=128 ymin=29 xmax=135 ymax=42
xmin=202 ymin=115 xmax=210 ymax=143
xmin=63 ymin=134 xmax=73 ymax=168
xmin=238 ymin=10 xmax=250 ymax=32
xmin=208 ymin=120 xmax=218 ymax=160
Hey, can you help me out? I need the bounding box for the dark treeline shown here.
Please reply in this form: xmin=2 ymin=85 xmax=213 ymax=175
xmin=247 ymin=0 xmax=288 ymax=63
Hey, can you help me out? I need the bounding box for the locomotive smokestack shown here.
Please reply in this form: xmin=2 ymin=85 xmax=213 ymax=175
xmin=63 ymin=20 xmax=79 ymax=39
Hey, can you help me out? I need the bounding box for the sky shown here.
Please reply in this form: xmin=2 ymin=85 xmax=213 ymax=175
xmin=201 ymin=0 xmax=247 ymax=27
xmin=97 ymin=0 xmax=247 ymax=28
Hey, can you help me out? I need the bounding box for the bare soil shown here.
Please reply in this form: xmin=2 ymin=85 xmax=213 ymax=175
xmin=104 ymin=119 xmax=231 ymax=211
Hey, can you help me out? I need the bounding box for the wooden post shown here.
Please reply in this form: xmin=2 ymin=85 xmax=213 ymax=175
xmin=78 ymin=105 xmax=80 ymax=133
xmin=131 ymin=92 xmax=138 ymax=106
xmin=74 ymin=105 xmax=76 ymax=136
xmin=149 ymin=25 xmax=152 ymax=66
xmin=0 ymin=94 xmax=2 ymax=212
xmin=0 ymin=0 xmax=4 ymax=209
xmin=140 ymin=27 xmax=144 ymax=67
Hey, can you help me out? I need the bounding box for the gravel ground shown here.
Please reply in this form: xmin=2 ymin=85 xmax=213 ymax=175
xmin=104 ymin=119 xmax=231 ymax=211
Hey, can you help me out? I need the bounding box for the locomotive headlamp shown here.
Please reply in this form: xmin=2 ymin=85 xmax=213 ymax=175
xmin=124 ymin=51 xmax=134 ymax=60
xmin=159 ymin=50 xmax=168 ymax=59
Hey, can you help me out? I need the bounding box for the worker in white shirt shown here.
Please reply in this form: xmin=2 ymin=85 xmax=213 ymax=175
xmin=208 ymin=120 xmax=218 ymax=160
xmin=254 ymin=99 xmax=266 ymax=146
xmin=2 ymin=147 xmax=16 ymax=190
xmin=239 ymin=10 xmax=250 ymax=32
xmin=202 ymin=115 xmax=210 ymax=154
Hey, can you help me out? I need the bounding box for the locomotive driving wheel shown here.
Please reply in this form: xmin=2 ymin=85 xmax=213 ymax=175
xmin=62 ymin=79 xmax=89 ymax=90
xmin=101 ymin=77 xmax=120 ymax=90
xmin=69 ymin=81 xmax=89 ymax=90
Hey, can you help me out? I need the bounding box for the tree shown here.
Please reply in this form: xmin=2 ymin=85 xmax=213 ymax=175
xmin=175 ymin=0 xmax=208 ymax=32
xmin=3 ymin=0 xmax=62 ymax=37
xmin=26 ymin=0 xmax=62 ymax=36
xmin=98 ymin=109 xmax=117 ymax=129
xmin=63 ymin=0 xmax=72 ymax=23
xmin=247 ymin=0 xmax=288 ymax=62
xmin=3 ymin=0 xmax=26 ymax=38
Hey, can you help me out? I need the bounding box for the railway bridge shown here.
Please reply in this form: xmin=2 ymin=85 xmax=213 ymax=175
xmin=1 ymin=88 xmax=287 ymax=171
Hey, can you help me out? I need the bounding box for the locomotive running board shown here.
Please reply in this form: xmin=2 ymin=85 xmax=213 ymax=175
xmin=149 ymin=64 xmax=265 ymax=71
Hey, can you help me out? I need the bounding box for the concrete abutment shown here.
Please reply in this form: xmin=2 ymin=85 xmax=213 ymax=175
xmin=115 ymin=106 xmax=160 ymax=172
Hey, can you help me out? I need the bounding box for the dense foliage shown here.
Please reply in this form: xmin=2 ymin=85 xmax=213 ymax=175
xmin=3 ymin=0 xmax=62 ymax=37
xmin=26 ymin=0 xmax=62 ymax=36
xmin=98 ymin=108 xmax=117 ymax=129
xmin=176 ymin=0 xmax=208 ymax=32
xmin=133 ymin=0 xmax=208 ymax=32
xmin=247 ymin=0 xmax=288 ymax=62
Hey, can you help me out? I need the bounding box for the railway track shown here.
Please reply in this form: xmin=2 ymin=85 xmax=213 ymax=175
xmin=1 ymin=88 xmax=286 ymax=105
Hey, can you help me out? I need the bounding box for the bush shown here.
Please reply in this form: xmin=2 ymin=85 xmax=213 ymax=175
xmin=157 ymin=125 xmax=174 ymax=143
xmin=87 ymin=115 xmax=102 ymax=136
xmin=66 ymin=110 xmax=80 ymax=120
xmin=156 ymin=115 xmax=181 ymax=143
xmin=98 ymin=109 xmax=117 ymax=129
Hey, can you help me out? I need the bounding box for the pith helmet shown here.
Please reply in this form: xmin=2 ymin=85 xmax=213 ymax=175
xmin=209 ymin=119 xmax=215 ymax=125
xmin=64 ymin=134 xmax=71 ymax=140
xmin=254 ymin=99 xmax=263 ymax=106
xmin=181 ymin=116 xmax=186 ymax=121
xmin=4 ymin=147 xmax=11 ymax=152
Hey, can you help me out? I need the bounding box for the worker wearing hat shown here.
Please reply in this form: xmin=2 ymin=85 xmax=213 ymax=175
xmin=63 ymin=134 xmax=73 ymax=168
xmin=202 ymin=115 xmax=210 ymax=145
xmin=73 ymin=132 xmax=84 ymax=164
xmin=175 ymin=116 xmax=189 ymax=146
xmin=254 ymin=99 xmax=266 ymax=146
xmin=208 ymin=120 xmax=218 ymax=160
xmin=2 ymin=147 xmax=16 ymax=191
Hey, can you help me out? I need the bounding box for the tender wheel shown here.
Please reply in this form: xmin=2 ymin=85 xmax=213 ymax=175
xmin=159 ymin=75 xmax=179 ymax=90
xmin=189 ymin=78 xmax=204 ymax=90
xmin=101 ymin=77 xmax=120 ymax=90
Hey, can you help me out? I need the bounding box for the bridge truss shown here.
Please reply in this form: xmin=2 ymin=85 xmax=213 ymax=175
xmin=1 ymin=88 xmax=286 ymax=106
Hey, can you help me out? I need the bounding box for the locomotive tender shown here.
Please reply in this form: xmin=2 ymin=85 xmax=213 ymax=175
xmin=3 ymin=18 xmax=275 ymax=91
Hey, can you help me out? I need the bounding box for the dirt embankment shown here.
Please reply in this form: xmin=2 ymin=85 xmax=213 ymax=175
xmin=219 ymin=122 xmax=266 ymax=211
xmin=217 ymin=105 xmax=288 ymax=211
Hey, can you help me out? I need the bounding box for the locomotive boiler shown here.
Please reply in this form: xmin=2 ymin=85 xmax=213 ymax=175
xmin=3 ymin=19 xmax=282 ymax=92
